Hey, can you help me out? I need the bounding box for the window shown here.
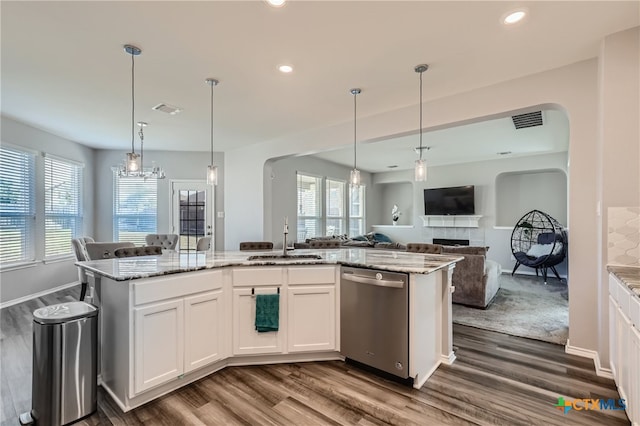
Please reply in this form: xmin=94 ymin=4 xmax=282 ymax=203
xmin=326 ymin=179 xmax=345 ymax=236
xmin=0 ymin=146 xmax=35 ymax=264
xmin=44 ymin=155 xmax=83 ymax=258
xmin=349 ymin=185 xmax=365 ymax=237
xmin=113 ymin=174 xmax=157 ymax=246
xmin=296 ymin=173 xmax=322 ymax=241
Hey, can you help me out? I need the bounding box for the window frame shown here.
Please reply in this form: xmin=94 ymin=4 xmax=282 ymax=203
xmin=325 ymin=178 xmax=346 ymax=236
xmin=348 ymin=184 xmax=366 ymax=238
xmin=43 ymin=153 xmax=84 ymax=260
xmin=296 ymin=172 xmax=323 ymax=241
xmin=113 ymin=171 xmax=158 ymax=246
xmin=0 ymin=144 xmax=36 ymax=267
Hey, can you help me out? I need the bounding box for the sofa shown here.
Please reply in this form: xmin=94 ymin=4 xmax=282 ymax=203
xmin=406 ymin=243 xmax=501 ymax=309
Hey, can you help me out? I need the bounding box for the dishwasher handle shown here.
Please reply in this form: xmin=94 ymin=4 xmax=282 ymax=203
xmin=341 ymin=272 xmax=405 ymax=289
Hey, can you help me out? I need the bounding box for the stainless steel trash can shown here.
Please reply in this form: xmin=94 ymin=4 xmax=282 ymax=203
xmin=21 ymin=302 xmax=98 ymax=426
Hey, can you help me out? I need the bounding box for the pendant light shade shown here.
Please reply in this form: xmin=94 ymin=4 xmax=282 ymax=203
xmin=350 ymin=88 xmax=361 ymax=188
xmin=205 ymin=78 xmax=219 ymax=186
xmin=414 ymin=64 xmax=429 ymax=182
xmin=118 ymin=44 xmax=165 ymax=179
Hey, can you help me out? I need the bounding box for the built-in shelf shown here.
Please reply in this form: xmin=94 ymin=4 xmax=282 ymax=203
xmin=419 ymin=215 xmax=483 ymax=228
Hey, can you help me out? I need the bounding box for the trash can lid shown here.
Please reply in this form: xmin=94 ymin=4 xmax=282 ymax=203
xmin=33 ymin=301 xmax=98 ymax=324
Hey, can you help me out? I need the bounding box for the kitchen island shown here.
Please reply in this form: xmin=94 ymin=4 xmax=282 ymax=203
xmin=78 ymin=248 xmax=462 ymax=412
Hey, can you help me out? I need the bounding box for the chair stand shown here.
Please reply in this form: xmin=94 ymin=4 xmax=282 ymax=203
xmin=79 ymin=282 xmax=87 ymax=301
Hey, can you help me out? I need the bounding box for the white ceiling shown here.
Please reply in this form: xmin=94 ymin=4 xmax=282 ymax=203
xmin=1 ymin=1 xmax=638 ymax=165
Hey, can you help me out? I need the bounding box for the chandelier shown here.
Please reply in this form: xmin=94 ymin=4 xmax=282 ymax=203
xmin=118 ymin=44 xmax=165 ymax=179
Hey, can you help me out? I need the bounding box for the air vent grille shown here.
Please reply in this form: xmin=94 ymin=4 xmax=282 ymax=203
xmin=512 ymin=111 xmax=543 ymax=129
xmin=152 ymin=103 xmax=182 ymax=115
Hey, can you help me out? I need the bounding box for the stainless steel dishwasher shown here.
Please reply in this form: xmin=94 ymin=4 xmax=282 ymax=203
xmin=340 ymin=266 xmax=410 ymax=383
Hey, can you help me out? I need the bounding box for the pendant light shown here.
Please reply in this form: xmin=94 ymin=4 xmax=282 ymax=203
xmin=118 ymin=44 xmax=165 ymax=179
xmin=205 ymin=78 xmax=219 ymax=186
xmin=349 ymin=88 xmax=362 ymax=187
xmin=414 ymin=64 xmax=429 ymax=182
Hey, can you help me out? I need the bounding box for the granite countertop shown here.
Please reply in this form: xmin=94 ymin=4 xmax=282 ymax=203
xmin=607 ymin=265 xmax=640 ymax=298
xmin=77 ymin=248 xmax=463 ymax=281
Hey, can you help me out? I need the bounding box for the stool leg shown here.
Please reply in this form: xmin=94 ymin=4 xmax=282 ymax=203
xmin=79 ymin=282 xmax=87 ymax=301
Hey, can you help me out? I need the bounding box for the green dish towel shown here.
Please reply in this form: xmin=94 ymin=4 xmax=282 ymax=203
xmin=255 ymin=294 xmax=279 ymax=332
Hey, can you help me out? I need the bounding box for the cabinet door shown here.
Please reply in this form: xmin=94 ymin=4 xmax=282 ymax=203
xmin=134 ymin=299 xmax=184 ymax=394
xmin=616 ymin=304 xmax=631 ymax=404
xmin=630 ymin=326 xmax=640 ymax=425
xmin=184 ymin=290 xmax=224 ymax=373
xmin=287 ymin=285 xmax=336 ymax=352
xmin=232 ymin=287 xmax=283 ymax=355
xmin=609 ymin=295 xmax=618 ymax=380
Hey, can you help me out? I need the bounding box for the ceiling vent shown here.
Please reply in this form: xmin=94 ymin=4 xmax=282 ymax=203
xmin=152 ymin=103 xmax=182 ymax=115
xmin=512 ymin=111 xmax=543 ymax=129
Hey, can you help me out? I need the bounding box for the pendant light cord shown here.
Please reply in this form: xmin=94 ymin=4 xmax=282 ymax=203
xmin=131 ymin=52 xmax=136 ymax=154
xmin=419 ymin=69 xmax=423 ymax=161
xmin=210 ymin=82 xmax=214 ymax=165
xmin=353 ymin=92 xmax=357 ymax=169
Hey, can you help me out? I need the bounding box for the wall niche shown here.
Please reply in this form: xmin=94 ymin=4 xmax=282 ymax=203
xmin=376 ymin=181 xmax=413 ymax=226
xmin=495 ymin=169 xmax=567 ymax=227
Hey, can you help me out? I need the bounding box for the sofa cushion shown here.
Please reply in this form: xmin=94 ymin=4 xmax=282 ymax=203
xmin=406 ymin=243 xmax=443 ymax=254
xmin=442 ymin=245 xmax=488 ymax=256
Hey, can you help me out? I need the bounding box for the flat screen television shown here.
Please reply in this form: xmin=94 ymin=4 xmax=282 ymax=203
xmin=424 ymin=185 xmax=475 ymax=215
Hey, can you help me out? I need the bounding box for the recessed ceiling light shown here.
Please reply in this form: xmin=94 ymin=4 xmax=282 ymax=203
xmin=503 ymin=9 xmax=527 ymax=25
xmin=266 ymin=0 xmax=286 ymax=7
xmin=278 ymin=65 xmax=293 ymax=73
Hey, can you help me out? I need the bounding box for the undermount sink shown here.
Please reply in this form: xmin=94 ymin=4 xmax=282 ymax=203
xmin=246 ymin=254 xmax=323 ymax=261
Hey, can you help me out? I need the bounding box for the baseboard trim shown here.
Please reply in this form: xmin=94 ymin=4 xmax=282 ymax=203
xmin=0 ymin=281 xmax=80 ymax=310
xmin=565 ymin=339 xmax=613 ymax=379
xmin=501 ymin=270 xmax=568 ymax=280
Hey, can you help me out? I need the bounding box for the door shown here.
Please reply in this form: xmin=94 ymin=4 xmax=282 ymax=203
xmin=171 ymin=181 xmax=213 ymax=251
xmin=287 ymin=285 xmax=335 ymax=352
xmin=134 ymin=299 xmax=184 ymax=394
xmin=184 ymin=290 xmax=224 ymax=372
xmin=232 ymin=287 xmax=283 ymax=355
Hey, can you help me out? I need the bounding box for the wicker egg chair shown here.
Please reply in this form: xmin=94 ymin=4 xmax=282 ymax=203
xmin=510 ymin=209 xmax=567 ymax=284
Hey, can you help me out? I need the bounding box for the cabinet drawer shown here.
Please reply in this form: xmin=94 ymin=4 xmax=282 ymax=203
xmin=232 ymin=267 xmax=283 ymax=286
xmin=134 ymin=270 xmax=223 ymax=306
xmin=288 ymin=266 xmax=336 ymax=285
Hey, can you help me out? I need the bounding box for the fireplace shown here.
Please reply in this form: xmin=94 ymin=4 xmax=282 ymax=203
xmin=433 ymin=238 xmax=469 ymax=246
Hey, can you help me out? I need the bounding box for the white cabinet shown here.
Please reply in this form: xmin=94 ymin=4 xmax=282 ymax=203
xmin=232 ymin=286 xmax=283 ymax=355
xmin=184 ymin=290 xmax=225 ymax=373
xmin=134 ymin=299 xmax=184 ymax=394
xmin=630 ymin=326 xmax=640 ymax=425
xmin=609 ymin=272 xmax=639 ymax=424
xmin=287 ymin=285 xmax=336 ymax=352
xmin=286 ymin=266 xmax=337 ymax=353
xmin=132 ymin=270 xmax=225 ymax=394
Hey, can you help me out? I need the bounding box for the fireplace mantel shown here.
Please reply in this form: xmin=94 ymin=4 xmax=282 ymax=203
xmin=419 ymin=215 xmax=482 ymax=228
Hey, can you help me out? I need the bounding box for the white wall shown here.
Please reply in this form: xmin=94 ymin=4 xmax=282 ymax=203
xmin=597 ymin=27 xmax=640 ymax=368
xmin=377 ymin=182 xmax=413 ymax=226
xmin=373 ymin=152 xmax=568 ymax=275
xmin=1 ymin=116 xmax=95 ymax=304
xmin=266 ymin=155 xmax=378 ymax=245
xmin=93 ymin=149 xmax=225 ymax=251
xmin=224 ymin=59 xmax=600 ymax=356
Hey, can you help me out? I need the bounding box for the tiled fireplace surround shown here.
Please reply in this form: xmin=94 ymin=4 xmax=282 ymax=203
xmin=421 ymin=226 xmax=485 ymax=247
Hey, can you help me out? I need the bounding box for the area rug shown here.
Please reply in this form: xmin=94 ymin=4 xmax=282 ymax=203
xmin=452 ymin=274 xmax=568 ymax=345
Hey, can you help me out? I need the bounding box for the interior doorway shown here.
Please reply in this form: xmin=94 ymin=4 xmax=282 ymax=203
xmin=171 ymin=180 xmax=214 ymax=251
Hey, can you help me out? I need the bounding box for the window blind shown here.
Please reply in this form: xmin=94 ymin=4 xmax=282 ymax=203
xmin=326 ymin=179 xmax=345 ymax=236
xmin=349 ymin=185 xmax=365 ymax=237
xmin=296 ymin=173 xmax=322 ymax=240
xmin=0 ymin=146 xmax=36 ymax=264
xmin=44 ymin=156 xmax=83 ymax=258
xmin=113 ymin=174 xmax=157 ymax=246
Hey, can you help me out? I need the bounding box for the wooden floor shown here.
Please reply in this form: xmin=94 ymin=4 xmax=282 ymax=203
xmin=1 ymin=286 xmax=629 ymax=426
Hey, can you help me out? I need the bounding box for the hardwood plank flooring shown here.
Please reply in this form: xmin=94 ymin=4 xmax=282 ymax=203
xmin=0 ymin=286 xmax=630 ymax=425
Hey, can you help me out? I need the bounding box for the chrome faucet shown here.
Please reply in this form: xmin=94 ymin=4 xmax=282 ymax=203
xmin=283 ymin=217 xmax=289 ymax=256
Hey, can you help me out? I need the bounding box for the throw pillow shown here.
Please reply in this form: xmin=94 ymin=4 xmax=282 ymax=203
xmin=526 ymin=243 xmax=553 ymax=258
